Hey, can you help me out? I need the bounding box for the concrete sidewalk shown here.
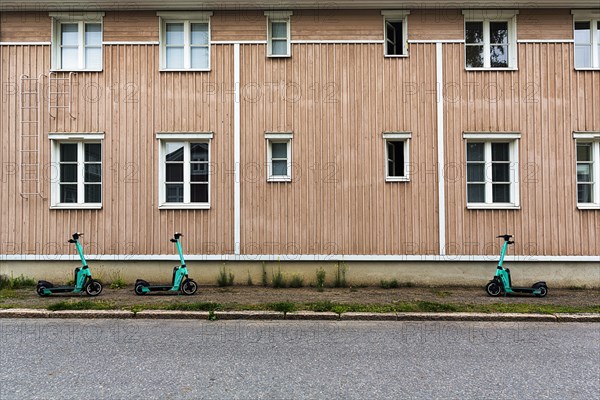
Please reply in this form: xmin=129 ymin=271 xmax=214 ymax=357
xmin=0 ymin=308 xmax=598 ymax=322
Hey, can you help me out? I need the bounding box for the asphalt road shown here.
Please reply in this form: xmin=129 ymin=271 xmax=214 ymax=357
xmin=0 ymin=319 xmax=598 ymax=400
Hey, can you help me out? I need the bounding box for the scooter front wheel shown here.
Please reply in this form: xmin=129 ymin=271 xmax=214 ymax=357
xmin=485 ymin=281 xmax=501 ymax=297
xmin=181 ymin=279 xmax=198 ymax=295
xmin=85 ymin=280 xmax=103 ymax=296
xmin=134 ymin=284 xmax=146 ymax=295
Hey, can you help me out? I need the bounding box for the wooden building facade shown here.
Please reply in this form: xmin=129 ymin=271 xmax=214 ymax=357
xmin=0 ymin=1 xmax=599 ymax=267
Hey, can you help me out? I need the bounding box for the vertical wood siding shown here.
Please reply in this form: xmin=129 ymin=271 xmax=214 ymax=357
xmin=443 ymin=43 xmax=600 ymax=256
xmin=239 ymin=43 xmax=439 ymax=255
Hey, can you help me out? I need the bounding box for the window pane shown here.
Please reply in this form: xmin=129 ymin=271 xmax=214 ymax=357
xmin=387 ymin=141 xmax=404 ymax=176
xmin=578 ymin=184 xmax=593 ymax=203
xmin=271 ymin=22 xmax=287 ymax=38
xmin=191 ymin=23 xmax=209 ymax=44
xmin=577 ymin=164 xmax=592 ymax=182
xmin=574 ymin=21 xmax=591 ymax=44
xmin=492 ymin=164 xmax=510 ymax=182
xmin=271 ymin=142 xmax=288 ymax=158
xmin=60 ymin=164 xmax=77 ymax=182
xmin=190 ymin=183 xmax=208 ymax=203
xmin=490 ymin=22 xmax=508 ymax=44
xmin=467 ymin=184 xmax=485 ymax=202
xmin=191 ymin=47 xmax=209 ymax=69
xmin=60 ymin=184 xmax=78 ymax=203
xmin=84 ymin=184 xmax=101 ymax=203
xmin=61 ymin=24 xmax=78 ymax=46
xmin=166 ymin=47 xmax=184 ymax=69
xmin=574 ymin=45 xmax=591 ymax=68
xmin=385 ymin=21 xmax=403 ymax=55
xmin=190 ymin=163 xmax=208 ymax=182
xmin=577 ymin=143 xmax=592 ymax=161
xmin=85 ymin=47 xmax=102 ymax=69
xmin=465 ymin=22 xmax=483 ymax=44
xmin=490 ymin=45 xmax=508 ymax=67
xmin=165 ymin=143 xmax=184 ymax=161
xmin=61 ymin=47 xmax=79 ymax=70
xmin=386 ymin=23 xmax=395 ymax=44
xmin=190 ymin=143 xmax=208 ymax=161
xmin=166 ymin=163 xmax=184 ymax=182
xmin=272 ymin=160 xmax=288 ymax=176
xmin=492 ymin=184 xmax=510 ymax=202
xmin=60 ymin=143 xmax=78 ymax=162
xmin=84 ymin=164 xmax=102 ymax=183
xmin=467 ymin=164 xmax=485 ymax=182
xmin=166 ymin=184 xmax=183 ymax=202
xmin=84 ymin=143 xmax=101 ymax=162
xmin=166 ymin=23 xmax=184 ymax=45
xmin=492 ymin=143 xmax=509 ymax=161
xmin=465 ymin=45 xmax=484 ymax=68
xmin=467 ymin=143 xmax=484 ymax=161
xmin=85 ymin=24 xmax=101 ymax=46
xmin=271 ymin=40 xmax=288 ymax=56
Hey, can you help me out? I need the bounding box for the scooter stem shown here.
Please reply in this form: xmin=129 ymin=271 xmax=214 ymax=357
xmin=176 ymin=238 xmax=185 ymax=265
xmin=74 ymin=239 xmax=88 ymax=267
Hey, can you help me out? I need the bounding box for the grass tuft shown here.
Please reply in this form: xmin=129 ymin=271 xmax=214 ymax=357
xmin=47 ymin=300 xmax=114 ymax=311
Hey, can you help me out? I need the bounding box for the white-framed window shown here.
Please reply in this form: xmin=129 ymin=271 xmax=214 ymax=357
xmin=463 ymin=10 xmax=518 ymax=70
xmin=464 ymin=133 xmax=520 ymax=209
xmin=381 ymin=10 xmax=410 ymax=57
xmin=50 ymin=12 xmax=104 ymax=71
xmin=157 ymin=133 xmax=213 ymax=209
xmin=572 ymin=10 xmax=600 ymax=70
xmin=265 ymin=133 xmax=292 ymax=182
xmin=383 ymin=132 xmax=411 ymax=181
xmin=574 ymin=133 xmax=600 ymax=209
xmin=265 ymin=11 xmax=292 ymax=57
xmin=158 ymin=11 xmax=212 ymax=71
xmin=49 ymin=133 xmax=104 ymax=209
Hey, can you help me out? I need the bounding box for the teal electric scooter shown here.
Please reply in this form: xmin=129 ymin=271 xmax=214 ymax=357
xmin=134 ymin=233 xmax=197 ymax=295
xmin=485 ymin=234 xmax=547 ymax=297
xmin=36 ymin=232 xmax=103 ymax=296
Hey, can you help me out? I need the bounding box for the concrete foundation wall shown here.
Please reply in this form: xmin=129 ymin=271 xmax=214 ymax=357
xmin=1 ymin=260 xmax=598 ymax=289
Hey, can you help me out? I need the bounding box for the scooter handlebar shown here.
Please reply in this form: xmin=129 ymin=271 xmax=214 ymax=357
xmin=171 ymin=232 xmax=184 ymax=242
xmin=69 ymin=232 xmax=83 ymax=242
xmin=496 ymin=234 xmax=513 ymax=241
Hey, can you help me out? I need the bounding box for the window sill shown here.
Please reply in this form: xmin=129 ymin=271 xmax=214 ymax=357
xmin=159 ymin=204 xmax=210 ymax=210
xmin=267 ymin=177 xmax=292 ymax=182
xmin=577 ymin=204 xmax=600 ymax=210
xmin=51 ymin=204 xmax=102 ymax=210
xmin=467 ymin=204 xmax=520 ymax=210
xmin=160 ymin=68 xmax=211 ymax=72
xmin=50 ymin=68 xmax=103 ymax=73
xmin=384 ymin=54 xmax=409 ymax=58
xmin=574 ymin=68 xmax=600 ymax=71
xmin=267 ymin=54 xmax=291 ymax=58
xmin=386 ymin=177 xmax=410 ymax=182
xmin=465 ymin=67 xmax=518 ymax=72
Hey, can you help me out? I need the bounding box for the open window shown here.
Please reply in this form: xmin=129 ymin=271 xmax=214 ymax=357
xmin=383 ymin=132 xmax=411 ymax=181
xmin=382 ymin=10 xmax=409 ymax=57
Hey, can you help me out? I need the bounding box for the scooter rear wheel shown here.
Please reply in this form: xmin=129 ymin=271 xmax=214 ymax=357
xmin=485 ymin=281 xmax=501 ymax=297
xmin=535 ymin=286 xmax=548 ymax=298
xmin=36 ymin=286 xmax=50 ymax=297
xmin=134 ymin=284 xmax=146 ymax=295
xmin=181 ymin=279 xmax=198 ymax=295
xmin=85 ymin=280 xmax=103 ymax=296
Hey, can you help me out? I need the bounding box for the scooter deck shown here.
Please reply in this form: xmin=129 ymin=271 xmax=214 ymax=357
xmin=143 ymin=285 xmax=176 ymax=291
xmin=45 ymin=286 xmax=77 ymax=293
xmin=510 ymin=287 xmax=539 ymax=293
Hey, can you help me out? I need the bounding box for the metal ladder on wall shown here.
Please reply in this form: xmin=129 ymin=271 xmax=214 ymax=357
xmin=19 ymin=74 xmax=45 ymax=197
xmin=48 ymin=71 xmax=76 ymax=119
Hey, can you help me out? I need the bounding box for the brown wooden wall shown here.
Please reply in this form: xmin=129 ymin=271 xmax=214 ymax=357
xmin=1 ymin=10 xmax=598 ymax=257
xmin=443 ymin=43 xmax=600 ymax=256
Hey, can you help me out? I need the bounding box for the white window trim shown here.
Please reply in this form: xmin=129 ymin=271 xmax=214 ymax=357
xmin=574 ymin=132 xmax=600 ymax=209
xmin=157 ymin=11 xmax=213 ymax=72
xmin=49 ymin=132 xmax=105 ymax=209
xmin=462 ymin=9 xmax=518 ymax=71
xmin=157 ymin=132 xmax=213 ymax=209
xmin=50 ymin=12 xmax=104 ymax=72
xmin=381 ymin=10 xmax=410 ymax=58
xmin=265 ymin=11 xmax=292 ymax=58
xmin=464 ymin=132 xmax=521 ymax=210
xmin=572 ymin=10 xmax=600 ymax=70
xmin=265 ymin=132 xmax=293 ymax=182
xmin=383 ymin=132 xmax=411 ymax=182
